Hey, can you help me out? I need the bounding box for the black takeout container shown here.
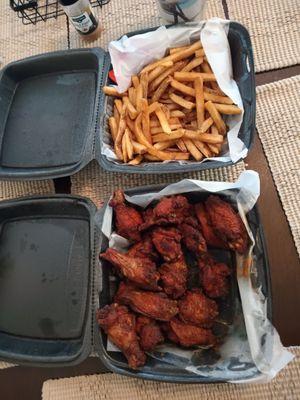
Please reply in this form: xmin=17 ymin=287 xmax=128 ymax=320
xmin=0 ymin=22 xmax=255 ymax=180
xmin=0 ymin=183 xmax=271 ymax=383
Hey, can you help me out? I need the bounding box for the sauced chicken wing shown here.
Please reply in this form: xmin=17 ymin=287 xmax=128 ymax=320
xmin=110 ymin=190 xmax=143 ymax=242
xmin=100 ymin=248 xmax=161 ymax=291
xmin=159 ymin=255 xmax=188 ymax=299
xmin=180 ymin=216 xmax=207 ymax=255
xmin=115 ymin=282 xmax=178 ymax=321
xmin=163 ymin=318 xmax=216 ymax=347
xmin=205 ymin=196 xmax=248 ymax=254
xmin=198 ymin=255 xmax=231 ymax=299
xmin=152 ymin=227 xmax=182 ymax=262
xmin=127 ymin=236 xmax=159 ymax=262
xmin=96 ymin=303 xmax=146 ymax=369
xmin=136 ymin=316 xmax=164 ymax=351
xmin=178 ymin=289 xmax=218 ymax=327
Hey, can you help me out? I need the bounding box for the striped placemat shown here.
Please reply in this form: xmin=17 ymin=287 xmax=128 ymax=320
xmin=42 ymin=347 xmax=300 ymax=400
xmin=226 ymin=0 xmax=300 ymax=72
xmin=68 ymin=0 xmax=225 ymax=49
xmin=256 ymin=76 xmax=300 ymax=256
xmin=70 ymin=160 xmax=245 ymax=206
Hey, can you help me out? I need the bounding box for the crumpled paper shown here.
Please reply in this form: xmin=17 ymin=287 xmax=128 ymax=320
xmin=103 ymin=18 xmax=246 ymax=164
xmin=101 ymin=170 xmax=294 ymax=382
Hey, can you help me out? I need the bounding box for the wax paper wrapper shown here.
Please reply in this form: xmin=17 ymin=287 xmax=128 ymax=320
xmin=102 ymin=18 xmax=246 ymax=165
xmin=100 ymin=170 xmax=293 ymax=382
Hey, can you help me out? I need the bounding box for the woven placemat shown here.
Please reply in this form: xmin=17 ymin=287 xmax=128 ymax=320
xmin=69 ymin=0 xmax=225 ymax=50
xmin=70 ymin=160 xmax=245 ymax=206
xmin=0 ymin=3 xmax=68 ymax=66
xmin=226 ymin=0 xmax=300 ymax=72
xmin=256 ymin=75 xmax=300 ymax=256
xmin=42 ymin=347 xmax=299 ymax=400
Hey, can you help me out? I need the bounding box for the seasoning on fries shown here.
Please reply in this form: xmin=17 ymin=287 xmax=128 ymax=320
xmin=102 ymin=40 xmax=242 ymax=163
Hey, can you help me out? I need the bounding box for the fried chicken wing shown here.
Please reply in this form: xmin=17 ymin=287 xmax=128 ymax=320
xmin=141 ymin=195 xmax=191 ymax=230
xmin=178 ymin=289 xmax=218 ymax=327
xmin=180 ymin=216 xmax=207 ymax=255
xmin=159 ymin=255 xmax=188 ymax=299
xmin=195 ymin=203 xmax=229 ymax=249
xmin=198 ymin=255 xmax=231 ymax=298
xmin=127 ymin=236 xmax=159 ymax=262
xmin=100 ymin=248 xmax=161 ymax=291
xmin=136 ymin=316 xmax=164 ymax=351
xmin=152 ymin=227 xmax=182 ymax=262
xmin=96 ymin=303 xmax=146 ymax=369
xmin=110 ymin=190 xmax=143 ymax=242
xmin=163 ymin=318 xmax=216 ymax=347
xmin=115 ymin=282 xmax=178 ymax=321
xmin=205 ymin=196 xmax=248 ymax=254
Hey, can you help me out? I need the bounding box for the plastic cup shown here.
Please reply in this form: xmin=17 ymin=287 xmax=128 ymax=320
xmin=157 ymin=0 xmax=207 ymax=23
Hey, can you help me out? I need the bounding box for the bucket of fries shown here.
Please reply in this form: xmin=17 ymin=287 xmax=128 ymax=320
xmin=99 ymin=19 xmax=255 ymax=174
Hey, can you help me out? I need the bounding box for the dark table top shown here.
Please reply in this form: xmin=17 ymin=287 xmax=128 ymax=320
xmin=0 ymin=54 xmax=299 ymax=400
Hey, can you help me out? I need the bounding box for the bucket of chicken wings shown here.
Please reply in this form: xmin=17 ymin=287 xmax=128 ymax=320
xmin=94 ymin=171 xmax=293 ymax=383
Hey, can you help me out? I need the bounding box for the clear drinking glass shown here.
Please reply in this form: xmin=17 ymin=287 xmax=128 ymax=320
xmin=157 ymin=0 xmax=207 ymax=23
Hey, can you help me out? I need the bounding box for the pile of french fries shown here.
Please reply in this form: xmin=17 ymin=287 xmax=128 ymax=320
xmin=103 ymin=40 xmax=242 ymax=165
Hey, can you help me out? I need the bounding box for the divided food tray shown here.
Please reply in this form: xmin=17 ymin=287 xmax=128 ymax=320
xmin=0 ymin=22 xmax=255 ymax=180
xmin=0 ymin=185 xmax=271 ymax=383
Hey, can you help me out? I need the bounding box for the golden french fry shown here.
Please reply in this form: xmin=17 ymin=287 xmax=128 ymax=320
xmin=213 ymin=103 xmax=242 ymax=115
xmin=114 ymin=99 xmax=123 ymax=115
xmin=195 ymin=49 xmax=205 ymax=58
xmin=128 ymin=155 xmax=143 ymax=165
xmin=108 ymin=117 xmax=118 ymax=142
xmin=154 ymin=140 xmax=177 ymax=150
xmin=132 ymin=140 xmax=147 ymax=154
xmin=205 ymin=101 xmax=227 ymax=135
xmin=151 ymin=77 xmax=171 ymax=103
xmin=124 ymin=129 xmax=134 ymax=160
xmin=123 ymin=96 xmax=138 ymax=120
xmin=200 ymin=117 xmax=214 ymax=132
xmin=183 ymin=138 xmax=203 ymax=161
xmin=155 ymin=106 xmax=172 ymax=134
xmin=182 ymin=57 xmax=203 ymax=72
xmin=140 ymin=72 xmax=149 ymax=98
xmin=207 ymin=143 xmax=220 ymax=155
xmin=203 ymin=86 xmax=225 ymax=96
xmin=203 ymin=92 xmax=233 ymax=105
xmin=165 ymin=103 xmax=180 ymax=111
xmin=176 ymin=138 xmax=187 ymax=152
xmin=132 ymin=75 xmax=139 ymax=88
xmin=103 ymin=86 xmax=125 ymax=97
xmin=152 ymin=130 xmax=185 ymax=143
xmin=151 ymin=124 xmax=182 ymax=134
xmin=144 ymin=154 xmax=160 ymax=161
xmin=148 ymin=65 xmax=166 ymax=83
xmin=174 ymin=72 xmax=216 ymax=82
xmin=125 ymin=115 xmax=136 ymax=136
xmin=170 ymin=110 xmax=186 ymax=118
xmin=121 ymin=131 xmax=128 ymax=162
xmin=193 ymin=140 xmax=212 ymax=158
xmin=170 ymin=79 xmax=195 ymax=96
xmin=114 ymin=106 xmax=127 ymax=160
xmin=160 ymin=60 xmax=174 ymax=67
xmin=170 ymin=93 xmax=195 ymax=110
xmin=211 ymin=124 xmax=219 ymax=136
xmin=169 ymin=45 xmax=190 ymax=55
xmin=128 ymin=87 xmax=136 ymax=107
xmin=184 ymin=130 xmax=224 ymax=144
xmin=113 ymin=105 xmax=120 ymax=126
xmin=135 ymin=84 xmax=143 ymax=112
xmin=148 ymin=101 xmax=160 ymax=114
xmin=194 ymin=77 xmax=205 ymax=129
xmin=150 ymin=117 xmax=181 ymax=127
xmin=149 ymin=61 xmax=185 ymax=92
xmin=140 ymin=99 xmax=152 ymax=144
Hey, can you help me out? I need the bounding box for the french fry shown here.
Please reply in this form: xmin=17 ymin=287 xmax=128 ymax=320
xmin=195 ymin=49 xmax=205 ymax=58
xmin=160 ymin=61 xmax=174 ymax=67
xmin=152 ymin=130 xmax=184 ymax=142
xmin=170 ymin=93 xmax=195 ymax=110
xmin=149 ymin=61 xmax=185 ymax=92
xmin=176 ymin=138 xmax=187 ymax=152
xmin=213 ymin=103 xmax=242 ymax=115
xmin=174 ymin=72 xmax=216 ymax=82
xmin=123 ymin=96 xmax=138 ymax=120
xmin=154 ymin=140 xmax=177 ymax=150
xmin=113 ymin=105 xmax=120 ymax=126
xmin=165 ymin=103 xmax=180 ymax=111
xmin=155 ymin=106 xmax=172 ymax=134
xmin=125 ymin=129 xmax=134 ymax=160
xmin=108 ymin=117 xmax=118 ymax=142
xmin=140 ymin=72 xmax=149 ymax=98
xmin=170 ymin=110 xmax=186 ymax=118
xmin=121 ymin=131 xmax=128 ymax=162
xmin=114 ymin=106 xmax=127 ymax=160
xmin=151 ymin=77 xmax=171 ymax=103
xmin=148 ymin=101 xmax=160 ymax=114
xmin=128 ymin=87 xmax=136 ymax=107
xmin=203 ymin=86 xmax=225 ymax=96
xmin=103 ymin=86 xmax=125 ymax=97
xmin=125 ymin=115 xmax=136 ymax=136
xmin=114 ymin=99 xmax=123 ymax=115
xmin=170 ymin=79 xmax=195 ymax=96
xmin=144 ymin=154 xmax=160 ymax=161
xmin=161 ymin=104 xmax=170 ymax=120
xmin=150 ymin=117 xmax=181 ymax=127
xmin=136 ymin=84 xmax=143 ymax=112
xmin=140 ymin=99 xmax=152 ymax=144
xmin=148 ymin=65 xmax=166 ymax=83
xmin=128 ymin=155 xmax=143 ymax=165
xmin=151 ymin=124 xmax=181 ymax=134
xmin=203 ymin=92 xmax=234 ymax=105
xmin=211 ymin=124 xmax=219 ymax=136
xmin=194 ymin=77 xmax=205 ymax=129
xmin=200 ymin=117 xmax=214 ymax=132
xmin=201 ymin=60 xmax=222 ymax=93
xmin=182 ymin=57 xmax=203 ymax=72
xmin=193 ymin=140 xmax=212 ymax=158
xmin=169 ymin=45 xmax=190 ymax=54
xmin=207 ymin=143 xmax=220 ymax=155
xmin=184 ymin=130 xmax=224 ymax=144
xmin=132 ymin=140 xmax=147 ymax=154
xmin=132 ymin=75 xmax=139 ymax=88
xmin=183 ymin=138 xmax=203 ymax=161
xmin=205 ymin=101 xmax=227 ymax=135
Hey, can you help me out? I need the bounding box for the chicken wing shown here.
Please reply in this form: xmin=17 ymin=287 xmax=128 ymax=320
xmin=180 ymin=216 xmax=207 ymax=255
xmin=195 ymin=203 xmax=229 ymax=249
xmin=152 ymin=227 xmax=182 ymax=262
xmin=136 ymin=316 xmax=164 ymax=351
xmin=100 ymin=248 xmax=161 ymax=291
xmin=159 ymin=255 xmax=188 ymax=299
xmin=96 ymin=303 xmax=146 ymax=369
xmin=178 ymin=289 xmax=218 ymax=327
xmin=198 ymin=255 xmax=231 ymax=298
xmin=115 ymin=282 xmax=178 ymax=321
xmin=127 ymin=236 xmax=159 ymax=262
xmin=110 ymin=190 xmax=143 ymax=242
xmin=163 ymin=318 xmax=215 ymax=347
xmin=141 ymin=195 xmax=191 ymax=230
xmin=205 ymin=196 xmax=248 ymax=254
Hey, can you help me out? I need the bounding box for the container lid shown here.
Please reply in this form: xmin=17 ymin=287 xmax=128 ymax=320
xmin=0 ymin=195 xmax=100 ymax=366
xmin=0 ymin=48 xmax=110 ymax=180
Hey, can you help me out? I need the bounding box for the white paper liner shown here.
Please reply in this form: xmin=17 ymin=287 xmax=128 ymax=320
xmin=102 ymin=18 xmax=247 ymax=166
xmin=100 ymin=170 xmax=294 ymax=382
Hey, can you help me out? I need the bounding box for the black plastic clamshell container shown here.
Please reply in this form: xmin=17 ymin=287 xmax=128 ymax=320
xmin=0 ymin=22 xmax=255 ymax=179
xmin=0 ymin=184 xmax=271 ymax=382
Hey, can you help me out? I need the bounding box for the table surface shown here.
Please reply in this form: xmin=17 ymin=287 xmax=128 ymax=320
xmin=0 ymin=21 xmax=300 ymax=400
